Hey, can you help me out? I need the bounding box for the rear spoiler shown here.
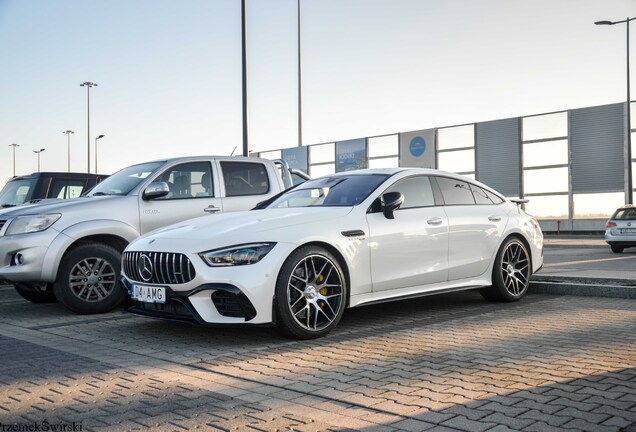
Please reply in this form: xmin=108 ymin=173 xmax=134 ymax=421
xmin=511 ymin=198 xmax=529 ymax=209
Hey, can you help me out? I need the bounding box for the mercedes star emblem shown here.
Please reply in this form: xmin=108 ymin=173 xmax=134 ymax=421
xmin=137 ymin=254 xmax=153 ymax=282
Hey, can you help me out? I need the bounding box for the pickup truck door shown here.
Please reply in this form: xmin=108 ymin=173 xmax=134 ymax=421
xmin=139 ymin=161 xmax=224 ymax=234
xmin=217 ymin=160 xmax=279 ymax=212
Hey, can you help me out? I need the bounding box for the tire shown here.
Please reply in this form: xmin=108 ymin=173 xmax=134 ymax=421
xmin=274 ymin=246 xmax=347 ymax=339
xmin=480 ymin=237 xmax=531 ymax=302
xmin=611 ymin=245 xmax=624 ymax=253
xmin=53 ymin=243 xmax=124 ymax=314
xmin=14 ymin=282 xmax=58 ymax=303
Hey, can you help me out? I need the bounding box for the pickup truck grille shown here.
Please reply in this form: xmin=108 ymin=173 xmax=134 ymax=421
xmin=123 ymin=251 xmax=196 ymax=285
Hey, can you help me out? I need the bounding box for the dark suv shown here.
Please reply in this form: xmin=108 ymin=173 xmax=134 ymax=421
xmin=0 ymin=172 xmax=107 ymax=208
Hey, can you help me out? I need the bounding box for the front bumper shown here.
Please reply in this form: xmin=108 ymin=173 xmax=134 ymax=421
xmin=0 ymin=229 xmax=61 ymax=283
xmin=122 ymin=278 xmax=271 ymax=326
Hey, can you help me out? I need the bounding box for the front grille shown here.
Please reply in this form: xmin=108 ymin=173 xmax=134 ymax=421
xmin=123 ymin=251 xmax=196 ymax=284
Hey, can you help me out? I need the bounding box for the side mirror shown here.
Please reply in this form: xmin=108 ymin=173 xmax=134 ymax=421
xmin=381 ymin=191 xmax=404 ymax=219
xmin=143 ymin=181 xmax=170 ymax=200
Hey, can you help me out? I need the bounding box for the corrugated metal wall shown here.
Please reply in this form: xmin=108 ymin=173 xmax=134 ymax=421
xmin=475 ymin=118 xmax=521 ymax=197
xmin=570 ymin=103 xmax=624 ymax=193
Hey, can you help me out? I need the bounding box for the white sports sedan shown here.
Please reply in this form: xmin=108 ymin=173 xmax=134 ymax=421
xmin=122 ymin=168 xmax=543 ymax=339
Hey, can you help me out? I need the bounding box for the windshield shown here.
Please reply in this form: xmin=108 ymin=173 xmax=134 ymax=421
xmin=0 ymin=178 xmax=36 ymax=207
xmin=267 ymin=174 xmax=389 ymax=208
xmin=87 ymin=161 xmax=164 ymax=196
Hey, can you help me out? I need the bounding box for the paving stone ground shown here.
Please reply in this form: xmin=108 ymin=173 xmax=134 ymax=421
xmin=0 ymin=284 xmax=634 ymax=431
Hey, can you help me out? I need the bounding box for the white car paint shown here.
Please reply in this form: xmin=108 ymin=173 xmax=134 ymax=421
xmin=122 ymin=168 xmax=544 ymax=337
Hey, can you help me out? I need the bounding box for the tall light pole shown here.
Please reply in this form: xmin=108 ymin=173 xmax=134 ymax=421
xmin=241 ymin=0 xmax=249 ymax=156
xmin=9 ymin=144 xmax=19 ymax=176
xmin=297 ymin=0 xmax=303 ymax=147
xmin=33 ymin=148 xmax=45 ymax=172
xmin=63 ymin=130 xmax=74 ymax=172
xmin=95 ymin=134 xmax=105 ymax=173
xmin=80 ymin=81 xmax=98 ymax=173
xmin=596 ymin=17 xmax=635 ymax=204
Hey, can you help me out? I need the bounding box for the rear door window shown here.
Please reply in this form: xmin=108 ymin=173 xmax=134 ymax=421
xmin=435 ymin=177 xmax=476 ymax=205
xmin=221 ymin=162 xmax=270 ymax=197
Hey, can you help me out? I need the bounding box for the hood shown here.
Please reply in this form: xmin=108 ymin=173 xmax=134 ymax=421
xmin=143 ymin=207 xmax=354 ymax=241
xmin=0 ymin=195 xmax=120 ymax=217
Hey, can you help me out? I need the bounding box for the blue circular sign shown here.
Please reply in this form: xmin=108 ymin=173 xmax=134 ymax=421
xmin=409 ymin=136 xmax=426 ymax=157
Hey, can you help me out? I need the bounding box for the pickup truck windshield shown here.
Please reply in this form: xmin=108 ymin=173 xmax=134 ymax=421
xmin=87 ymin=161 xmax=164 ymax=196
xmin=0 ymin=178 xmax=35 ymax=207
xmin=267 ymin=174 xmax=389 ymax=208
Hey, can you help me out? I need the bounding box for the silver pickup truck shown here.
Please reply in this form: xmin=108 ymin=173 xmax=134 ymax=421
xmin=0 ymin=156 xmax=305 ymax=314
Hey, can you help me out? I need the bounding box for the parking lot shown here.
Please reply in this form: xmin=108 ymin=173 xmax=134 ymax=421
xmin=1 ymin=238 xmax=635 ymax=432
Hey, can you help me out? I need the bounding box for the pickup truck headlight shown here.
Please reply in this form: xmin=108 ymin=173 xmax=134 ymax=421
xmin=199 ymin=243 xmax=276 ymax=267
xmin=6 ymin=214 xmax=62 ymax=235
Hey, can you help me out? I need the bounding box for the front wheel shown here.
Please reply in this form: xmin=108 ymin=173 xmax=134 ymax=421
xmin=610 ymin=245 xmax=624 ymax=253
xmin=53 ymin=243 xmax=124 ymax=314
xmin=274 ymin=246 xmax=347 ymax=339
xmin=14 ymin=282 xmax=58 ymax=303
xmin=481 ymin=237 xmax=530 ymax=302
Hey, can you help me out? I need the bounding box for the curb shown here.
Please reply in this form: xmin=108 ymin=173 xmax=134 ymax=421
xmin=530 ymin=276 xmax=636 ymax=299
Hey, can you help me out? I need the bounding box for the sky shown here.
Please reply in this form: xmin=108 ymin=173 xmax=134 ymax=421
xmin=1 ymin=0 xmax=636 ymax=186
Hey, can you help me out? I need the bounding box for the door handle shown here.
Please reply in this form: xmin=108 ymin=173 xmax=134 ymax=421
xmin=488 ymin=215 xmax=502 ymax=222
xmin=204 ymin=206 xmax=221 ymax=214
xmin=427 ymin=217 xmax=443 ymax=225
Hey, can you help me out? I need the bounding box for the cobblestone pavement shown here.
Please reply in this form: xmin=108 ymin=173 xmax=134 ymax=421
xmin=0 ymin=284 xmax=634 ymax=431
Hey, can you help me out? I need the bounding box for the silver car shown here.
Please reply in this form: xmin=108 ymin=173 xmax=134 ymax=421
xmin=605 ymin=205 xmax=636 ymax=253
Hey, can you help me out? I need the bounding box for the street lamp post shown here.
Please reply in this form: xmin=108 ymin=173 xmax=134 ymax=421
xmin=80 ymin=81 xmax=98 ymax=173
xmin=63 ymin=130 xmax=74 ymax=172
xmin=596 ymin=17 xmax=635 ymax=204
xmin=297 ymin=0 xmax=303 ymax=147
xmin=95 ymin=135 xmax=105 ymax=173
xmin=241 ymin=0 xmax=249 ymax=156
xmin=33 ymin=148 xmax=45 ymax=172
xmin=9 ymin=144 xmax=19 ymax=176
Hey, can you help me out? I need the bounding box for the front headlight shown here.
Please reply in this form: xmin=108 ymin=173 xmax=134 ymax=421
xmin=6 ymin=214 xmax=62 ymax=235
xmin=199 ymin=242 xmax=276 ymax=267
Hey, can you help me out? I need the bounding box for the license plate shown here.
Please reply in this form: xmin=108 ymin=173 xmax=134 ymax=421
xmin=132 ymin=284 xmax=166 ymax=304
xmin=620 ymin=228 xmax=636 ymax=234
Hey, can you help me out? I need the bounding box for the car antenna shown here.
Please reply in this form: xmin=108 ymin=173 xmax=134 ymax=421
xmin=230 ymin=146 xmax=237 ymax=156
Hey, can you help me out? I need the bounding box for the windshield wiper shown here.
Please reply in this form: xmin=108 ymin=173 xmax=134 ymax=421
xmin=1 ymin=204 xmax=16 ymax=208
xmin=91 ymin=192 xmax=111 ymax=196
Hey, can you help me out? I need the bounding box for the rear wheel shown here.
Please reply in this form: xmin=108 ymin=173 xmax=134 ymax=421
xmin=14 ymin=282 xmax=57 ymax=303
xmin=53 ymin=243 xmax=124 ymax=314
xmin=610 ymin=245 xmax=624 ymax=253
xmin=275 ymin=246 xmax=346 ymax=339
xmin=481 ymin=237 xmax=530 ymax=302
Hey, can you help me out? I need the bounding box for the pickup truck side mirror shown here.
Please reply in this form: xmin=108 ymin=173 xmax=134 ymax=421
xmin=143 ymin=182 xmax=170 ymax=200
xmin=381 ymin=191 xmax=404 ymax=219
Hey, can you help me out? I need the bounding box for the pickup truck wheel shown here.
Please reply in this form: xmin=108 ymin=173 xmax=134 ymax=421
xmin=53 ymin=243 xmax=124 ymax=314
xmin=14 ymin=282 xmax=58 ymax=303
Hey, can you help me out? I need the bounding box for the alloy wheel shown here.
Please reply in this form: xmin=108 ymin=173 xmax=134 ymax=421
xmin=286 ymin=254 xmax=344 ymax=332
xmin=500 ymin=241 xmax=529 ymax=296
xmin=68 ymin=257 xmax=117 ymax=302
